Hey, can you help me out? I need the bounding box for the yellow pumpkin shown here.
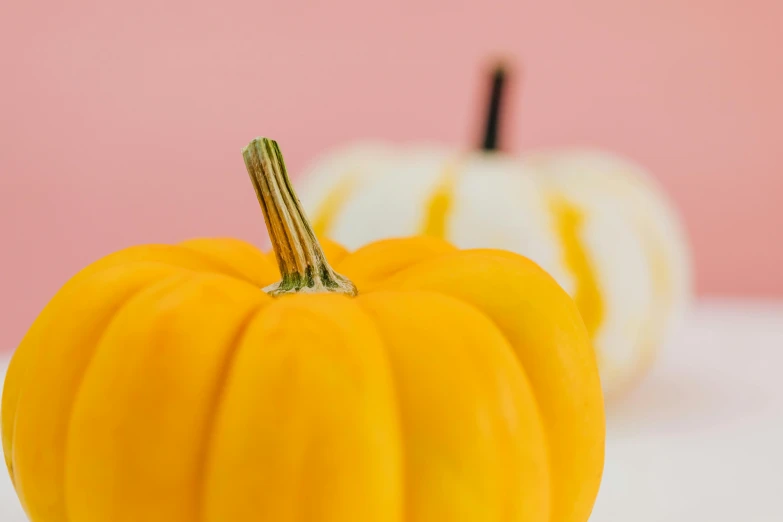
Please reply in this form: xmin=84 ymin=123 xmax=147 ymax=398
xmin=2 ymin=138 xmax=604 ymax=522
xmin=298 ymin=65 xmax=692 ymax=398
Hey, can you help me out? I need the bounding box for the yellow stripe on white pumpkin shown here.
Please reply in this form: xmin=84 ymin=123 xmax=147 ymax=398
xmin=611 ymin=216 xmax=673 ymax=393
xmin=420 ymin=163 xmax=457 ymax=238
xmin=311 ymin=174 xmax=358 ymax=238
xmin=548 ymin=195 xmax=605 ymax=343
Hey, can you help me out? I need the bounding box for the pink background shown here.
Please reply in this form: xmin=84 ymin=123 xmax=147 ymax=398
xmin=1 ymin=1 xmax=782 ymax=350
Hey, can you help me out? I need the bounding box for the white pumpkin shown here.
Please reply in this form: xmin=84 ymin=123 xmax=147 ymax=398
xmin=297 ymin=65 xmax=692 ymax=397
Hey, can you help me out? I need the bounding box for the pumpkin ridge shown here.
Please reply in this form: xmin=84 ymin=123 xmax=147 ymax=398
xmin=396 ymin=286 xmax=551 ymax=521
xmin=6 ymin=265 xmax=190 ymax=520
xmin=356 ymin=290 xmax=550 ymax=521
xmin=337 ymin=236 xmax=457 ymax=292
xmin=4 ymin=264 xmax=144 ymax=485
xmin=60 ymin=273 xmax=192 ymax=520
xmin=197 ymin=294 xmax=403 ymax=521
xmin=352 ymin=295 xmax=408 ymax=522
xmin=74 ymin=245 xmax=232 ymax=281
xmin=423 ymin=289 xmax=552 ymax=521
xmin=194 ymin=299 xmax=271 ymax=521
xmin=4 ymin=324 xmax=53 ymax=488
xmin=368 ymin=249 xmax=604 ymax=522
xmin=174 ymin=243 xmax=264 ymax=282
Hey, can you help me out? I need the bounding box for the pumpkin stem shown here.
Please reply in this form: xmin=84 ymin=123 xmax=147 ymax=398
xmin=479 ymin=63 xmax=508 ymax=152
xmin=242 ymin=137 xmax=357 ymax=297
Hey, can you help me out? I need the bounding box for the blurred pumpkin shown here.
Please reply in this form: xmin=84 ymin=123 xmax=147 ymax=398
xmin=2 ymin=138 xmax=604 ymax=522
xmin=299 ymin=64 xmax=692 ymax=397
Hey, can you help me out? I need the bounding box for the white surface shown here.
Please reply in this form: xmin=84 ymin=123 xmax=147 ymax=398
xmin=1 ymin=299 xmax=781 ymax=521
xmin=592 ymin=299 xmax=783 ymax=522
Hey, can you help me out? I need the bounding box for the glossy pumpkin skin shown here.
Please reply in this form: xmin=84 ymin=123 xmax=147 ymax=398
xmin=2 ymin=235 xmax=604 ymax=522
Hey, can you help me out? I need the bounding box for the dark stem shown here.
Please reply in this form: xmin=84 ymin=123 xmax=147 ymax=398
xmin=242 ymin=137 xmax=357 ymax=297
xmin=479 ymin=64 xmax=507 ymax=152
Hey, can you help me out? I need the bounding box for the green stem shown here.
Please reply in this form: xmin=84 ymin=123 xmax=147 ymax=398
xmin=242 ymin=137 xmax=357 ymax=297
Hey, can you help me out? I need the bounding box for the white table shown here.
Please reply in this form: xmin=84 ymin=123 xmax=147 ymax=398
xmin=1 ymin=300 xmax=781 ymax=521
xmin=592 ymin=300 xmax=783 ymax=522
